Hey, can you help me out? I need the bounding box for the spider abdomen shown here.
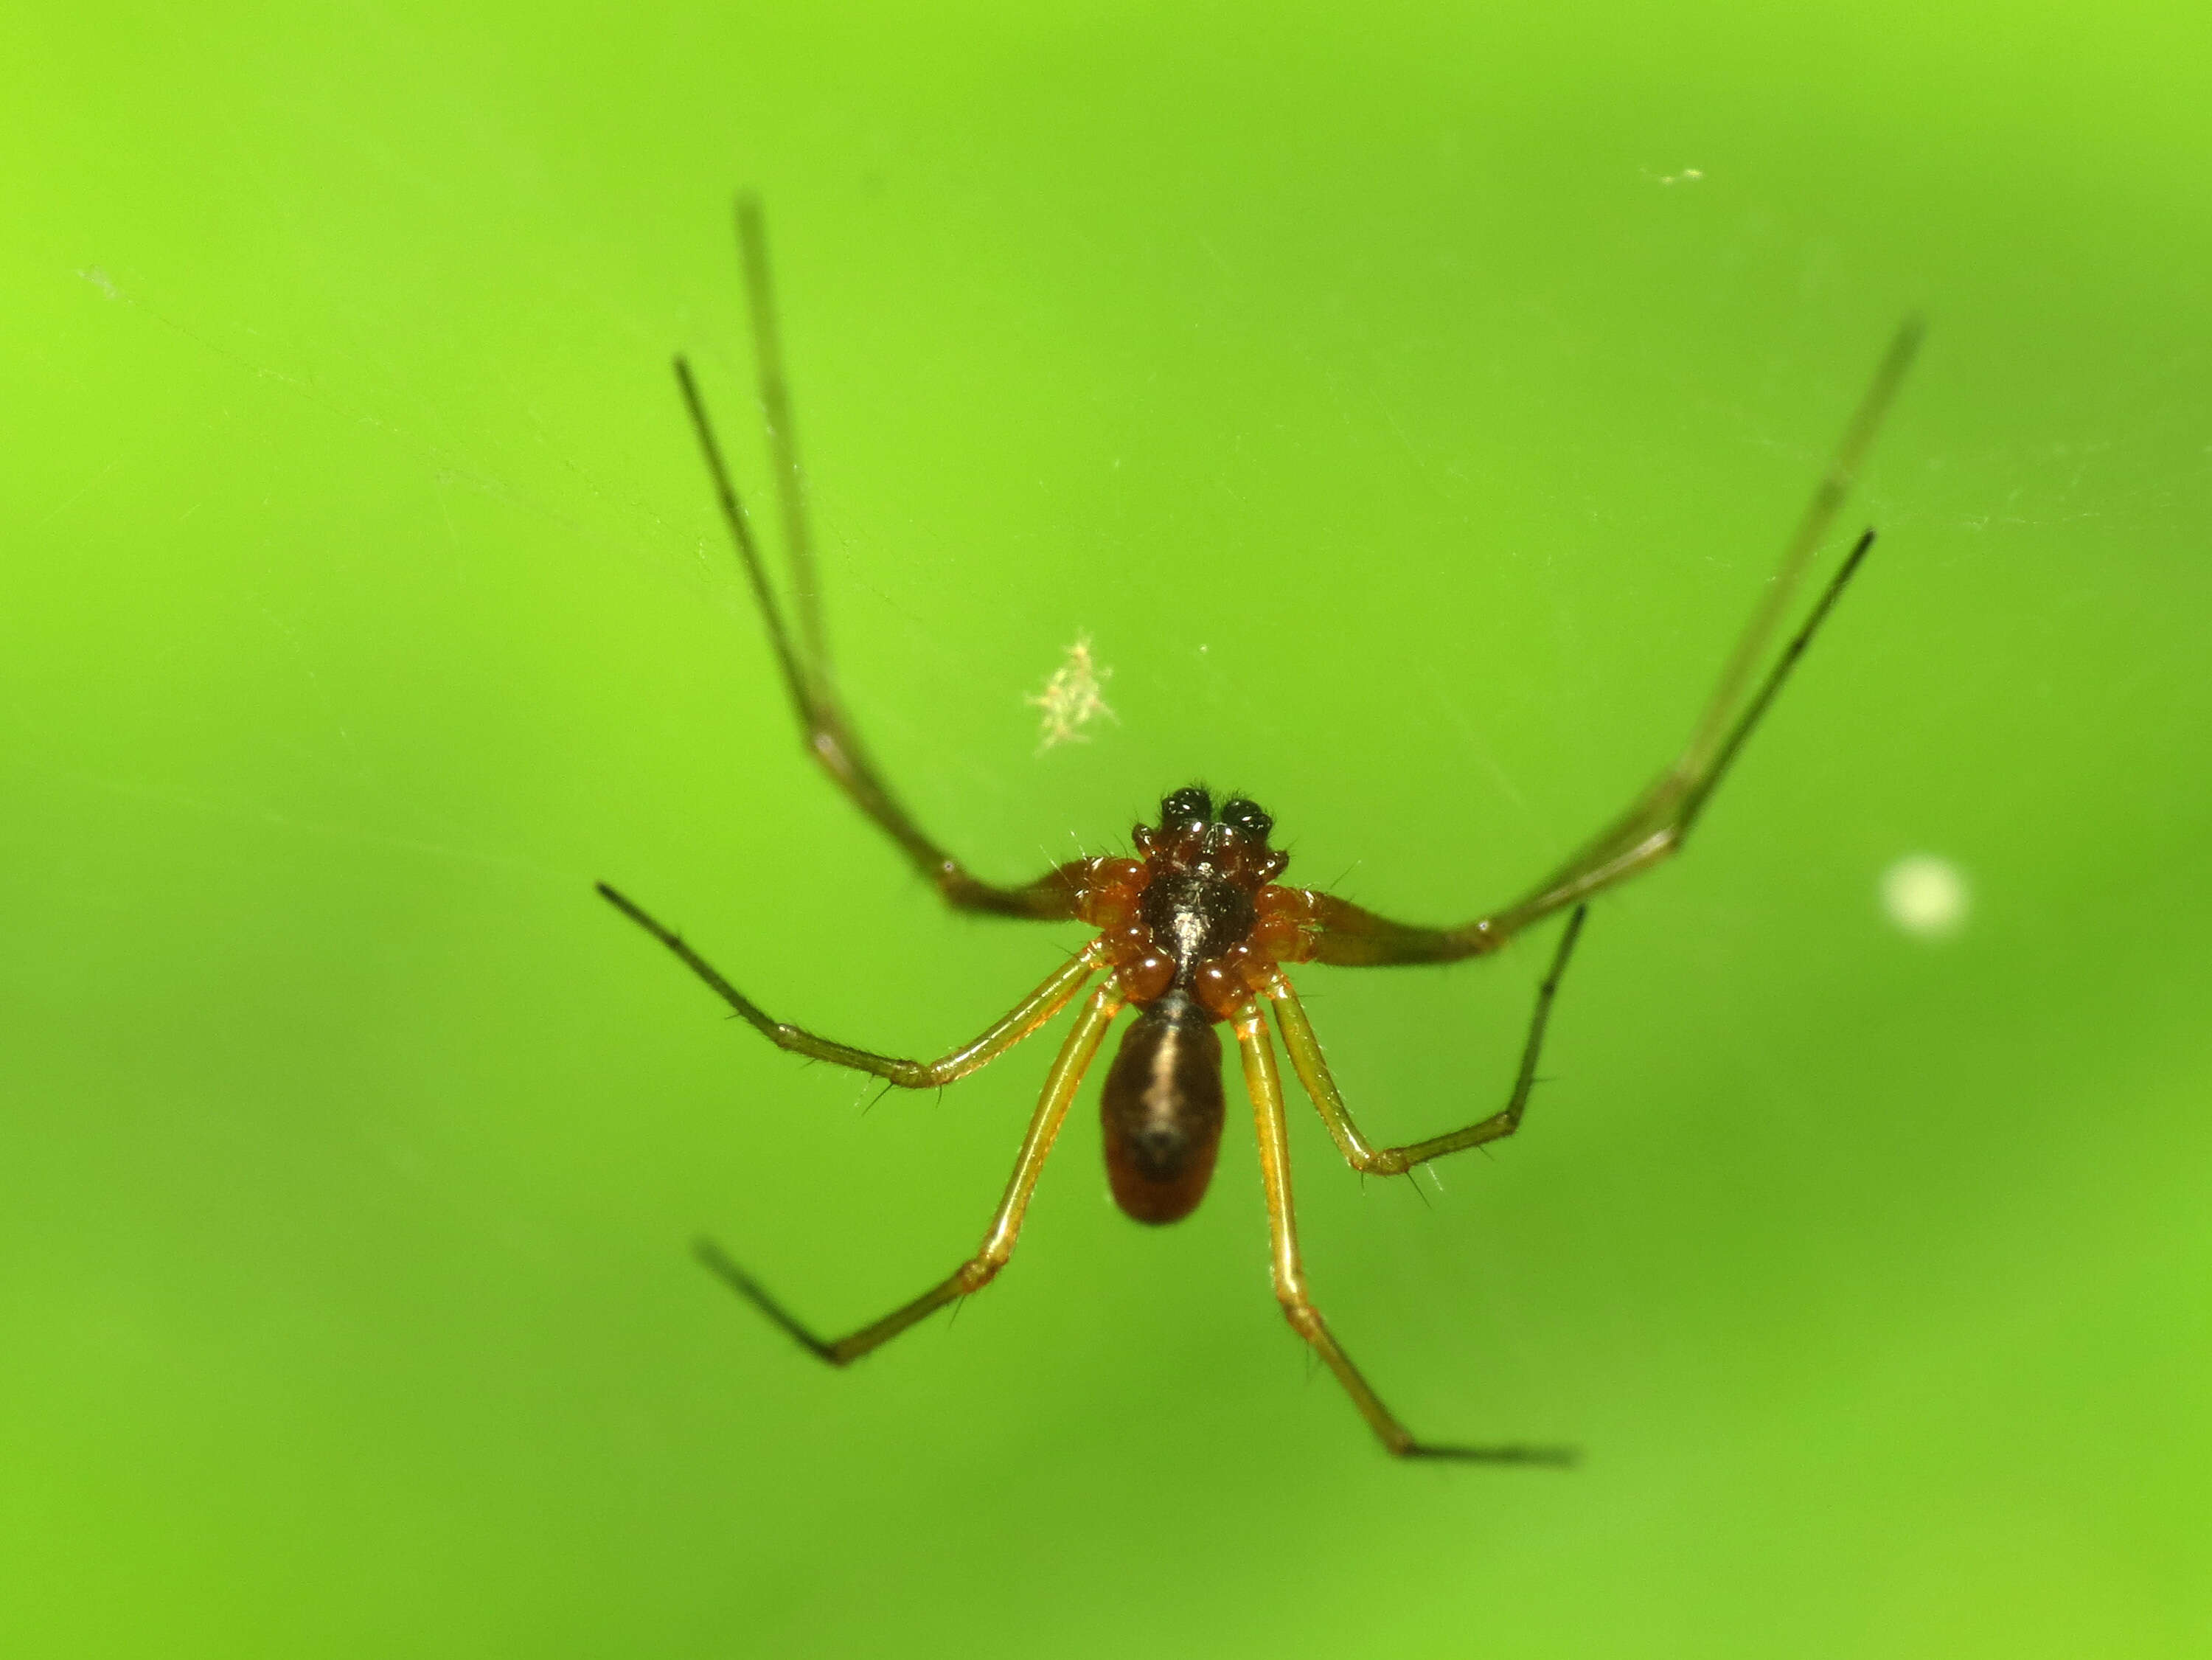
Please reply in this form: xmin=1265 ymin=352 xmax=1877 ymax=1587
xmin=1100 ymin=991 xmax=1225 ymax=1225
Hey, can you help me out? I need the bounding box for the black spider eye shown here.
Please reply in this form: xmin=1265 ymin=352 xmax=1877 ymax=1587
xmin=1159 ymin=785 xmax=1214 ymax=828
xmin=1220 ymin=796 xmax=1273 ymax=842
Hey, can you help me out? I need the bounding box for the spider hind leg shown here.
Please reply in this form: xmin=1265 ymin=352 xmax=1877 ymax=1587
xmin=1231 ymin=1001 xmax=1576 ymax=1465
xmin=695 ymin=984 xmax=1123 ymax=1366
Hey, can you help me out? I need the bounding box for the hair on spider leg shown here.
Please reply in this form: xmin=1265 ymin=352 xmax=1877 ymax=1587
xmin=596 ymin=201 xmax=1922 ymax=1464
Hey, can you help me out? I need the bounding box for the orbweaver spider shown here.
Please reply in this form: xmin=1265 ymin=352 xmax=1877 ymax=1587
xmin=599 ymin=198 xmax=1921 ymax=1462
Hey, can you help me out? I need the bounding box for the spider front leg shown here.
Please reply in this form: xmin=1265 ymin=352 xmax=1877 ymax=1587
xmin=597 ymin=881 xmax=1107 ymax=1086
xmin=1268 ymin=906 xmax=1587 ymax=1177
xmin=1305 ymin=320 xmax=1921 ymax=968
xmin=1231 ymin=1001 xmax=1573 ymax=1464
xmin=697 ymin=984 xmax=1124 ymax=1365
xmin=674 ymin=198 xmax=1084 ymax=922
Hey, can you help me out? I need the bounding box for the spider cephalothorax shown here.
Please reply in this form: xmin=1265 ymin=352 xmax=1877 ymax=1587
xmin=1068 ymin=785 xmax=1313 ymax=1024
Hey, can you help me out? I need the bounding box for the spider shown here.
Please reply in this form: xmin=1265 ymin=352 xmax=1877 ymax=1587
xmin=599 ymin=197 xmax=1921 ymax=1463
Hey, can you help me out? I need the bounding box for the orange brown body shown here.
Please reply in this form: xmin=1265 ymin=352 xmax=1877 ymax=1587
xmin=1060 ymin=788 xmax=1312 ymax=1223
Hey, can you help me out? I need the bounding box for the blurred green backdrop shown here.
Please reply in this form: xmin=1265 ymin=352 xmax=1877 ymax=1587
xmin=4 ymin=1 xmax=2208 ymax=1655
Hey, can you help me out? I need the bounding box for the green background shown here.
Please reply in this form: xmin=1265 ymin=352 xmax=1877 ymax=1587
xmin=5 ymin=1 xmax=2208 ymax=1655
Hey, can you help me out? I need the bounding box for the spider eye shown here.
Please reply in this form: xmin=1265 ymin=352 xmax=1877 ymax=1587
xmin=1159 ymin=785 xmax=1214 ymax=828
xmin=1220 ymin=796 xmax=1273 ymax=842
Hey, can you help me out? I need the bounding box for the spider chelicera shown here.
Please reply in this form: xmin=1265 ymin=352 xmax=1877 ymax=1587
xmin=599 ymin=197 xmax=1921 ymax=1463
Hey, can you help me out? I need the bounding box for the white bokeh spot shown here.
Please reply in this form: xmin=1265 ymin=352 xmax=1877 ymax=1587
xmin=1880 ymin=854 xmax=1971 ymax=940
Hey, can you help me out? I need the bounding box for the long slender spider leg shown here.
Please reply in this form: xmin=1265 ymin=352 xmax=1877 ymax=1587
xmin=1306 ymin=526 xmax=1879 ymax=965
xmin=695 ymin=984 xmax=1123 ymax=1366
xmin=1304 ymin=321 xmax=1922 ymax=968
xmin=1269 ymin=906 xmax=1587 ymax=1176
xmin=1674 ymin=527 xmax=1877 ymax=838
xmin=732 ymin=192 xmax=826 ymax=671
xmin=667 ymin=206 xmax=1084 ymax=921
xmin=1478 ymin=524 xmax=1882 ymax=918
xmin=1231 ymin=1001 xmax=1576 ymax=1465
xmin=599 ymin=881 xmax=1107 ymax=1086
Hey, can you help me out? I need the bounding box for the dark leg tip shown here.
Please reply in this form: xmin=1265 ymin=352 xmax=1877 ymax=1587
xmin=594 ymin=881 xmax=657 ymax=932
xmin=1399 ymin=1441 xmax=1582 ymax=1468
xmin=692 ymin=1235 xmax=843 ymax=1366
xmin=692 ymin=1234 xmax=762 ymax=1296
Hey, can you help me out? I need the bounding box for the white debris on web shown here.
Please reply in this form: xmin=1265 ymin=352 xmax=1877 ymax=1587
xmin=1642 ymin=167 xmax=1705 ymax=187
xmin=1025 ymin=634 xmax=1117 ymax=753
xmin=1879 ymin=853 xmax=1971 ymax=940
